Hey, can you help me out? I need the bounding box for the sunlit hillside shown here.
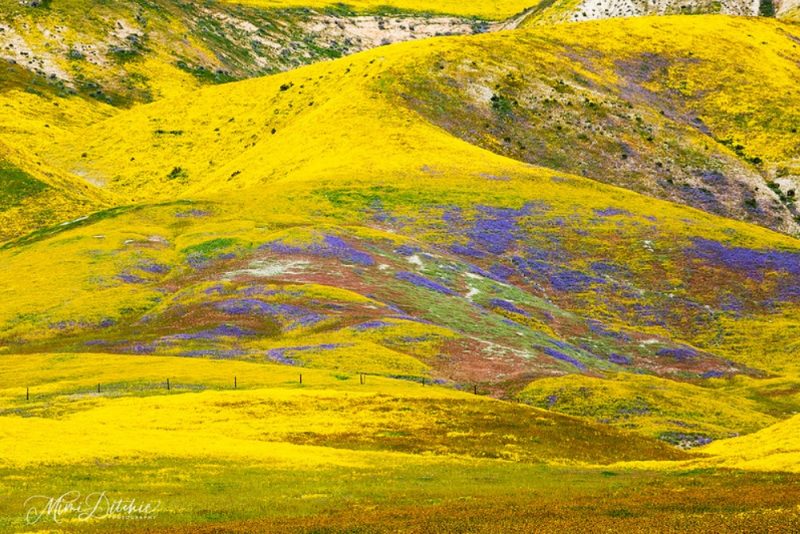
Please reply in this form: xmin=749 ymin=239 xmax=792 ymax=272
xmin=225 ymin=0 xmax=536 ymax=18
xmin=2 ymin=10 xmax=800 ymax=533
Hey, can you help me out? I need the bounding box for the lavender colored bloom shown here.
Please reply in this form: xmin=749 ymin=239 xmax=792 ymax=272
xmin=266 ymin=348 xmax=298 ymax=365
xmin=395 ymin=245 xmax=419 ymax=256
xmin=171 ymin=324 xmax=256 ymax=340
xmin=264 ymin=235 xmax=373 ymax=266
xmin=117 ymin=273 xmax=146 ymax=284
xmin=656 ymin=347 xmax=697 ymax=361
xmin=489 ymin=264 xmax=515 ymax=281
xmin=702 ymin=370 xmax=725 ymax=379
xmin=395 ymin=271 xmax=455 ymax=295
xmin=175 ymin=209 xmax=210 ymax=218
xmin=129 ymin=343 xmax=155 ymax=354
xmin=450 ymin=244 xmax=486 ymax=258
xmin=212 ymin=299 xmax=324 ymax=329
xmin=490 ymin=298 xmax=530 ymax=316
xmin=590 ymin=261 xmax=626 ymax=277
xmin=542 ymin=347 xmax=587 ymax=370
xmin=593 ymin=207 xmax=631 ymax=217
xmin=183 ymin=349 xmax=245 ymax=359
xmin=690 ymin=238 xmax=800 ymax=278
xmin=679 ymin=186 xmax=723 ymax=212
xmin=441 ymin=202 xmax=546 ymax=257
xmin=608 ymin=353 xmax=632 ymax=365
xmin=587 ymin=320 xmax=632 ymax=342
xmin=353 ymin=320 xmax=391 ymax=330
xmin=719 ymin=294 xmax=744 ymax=313
xmin=699 ymin=171 xmax=727 ymax=185
xmin=687 ymin=236 xmax=800 ymax=302
xmin=215 ymin=298 xmax=275 ymax=315
xmin=137 ymin=262 xmax=171 ymax=274
xmin=291 ymin=313 xmax=325 ymax=329
xmin=549 ymin=269 xmax=602 ymax=292
xmin=313 ymin=235 xmax=374 ymax=266
xmin=186 ymin=254 xmax=208 ymax=269
xmin=205 ymin=285 xmax=225 ymax=295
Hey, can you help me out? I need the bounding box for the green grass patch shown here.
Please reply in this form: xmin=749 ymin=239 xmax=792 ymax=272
xmin=0 ymin=162 xmax=48 ymax=210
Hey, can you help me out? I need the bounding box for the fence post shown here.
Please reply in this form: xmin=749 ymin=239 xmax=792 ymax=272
xmin=167 ymin=378 xmax=170 ymax=391
xmin=97 ymin=383 xmax=100 ymax=394
xmin=26 ymin=387 xmax=29 ymax=401
xmin=299 ymin=373 xmax=302 ymax=385
xmin=473 ymin=384 xmax=477 ymax=395
xmin=360 ymin=373 xmax=364 ymax=385
xmin=234 ymin=376 xmax=237 ymax=389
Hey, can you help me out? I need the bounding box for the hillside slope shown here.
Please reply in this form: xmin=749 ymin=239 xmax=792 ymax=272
xmin=393 ymin=16 xmax=800 ymax=234
xmin=0 ymin=0 xmax=495 ymax=109
xmin=44 ymin=16 xmax=800 ymax=234
xmin=0 ymin=18 xmax=798 ymax=429
xmin=0 ymin=139 xmax=112 ymax=242
xmin=699 ymin=413 xmax=800 ymax=472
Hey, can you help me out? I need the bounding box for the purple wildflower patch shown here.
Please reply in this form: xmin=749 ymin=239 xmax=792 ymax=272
xmin=264 ymin=235 xmax=374 ymax=266
xmin=183 ymin=349 xmax=245 ymax=359
xmin=541 ymin=347 xmax=587 ymax=370
xmin=186 ymin=255 xmax=208 ymax=270
xmin=175 ymin=209 xmax=210 ymax=218
xmin=213 ymin=299 xmax=325 ymax=329
xmin=689 ymin=238 xmax=800 ymax=303
xmin=394 ymin=245 xmax=419 ymax=256
xmin=593 ymin=207 xmax=631 ymax=217
xmin=117 ymin=273 xmax=147 ymax=284
xmin=608 ymin=353 xmax=632 ymax=365
xmin=490 ymin=299 xmax=530 ymax=316
xmin=656 ymin=347 xmax=698 ymax=361
xmin=549 ymin=269 xmax=602 ymax=292
xmin=450 ymin=244 xmax=486 ymax=258
xmin=395 ymin=271 xmax=455 ymax=295
xmin=587 ymin=320 xmax=632 ymax=342
xmin=353 ymin=320 xmax=391 ymax=330
xmin=590 ymin=261 xmax=627 ymax=277
xmin=489 ymin=264 xmax=515 ymax=281
xmin=129 ymin=343 xmax=155 ymax=354
xmin=266 ymin=348 xmax=298 ymax=365
xmin=702 ymin=370 xmax=725 ymax=379
xmin=137 ymin=262 xmax=171 ymax=274
xmin=171 ymin=324 xmax=256 ymax=340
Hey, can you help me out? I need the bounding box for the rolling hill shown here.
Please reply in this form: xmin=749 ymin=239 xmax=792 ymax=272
xmin=2 ymin=10 xmax=800 ymax=533
xmin=1 ymin=15 xmax=799 ymax=402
